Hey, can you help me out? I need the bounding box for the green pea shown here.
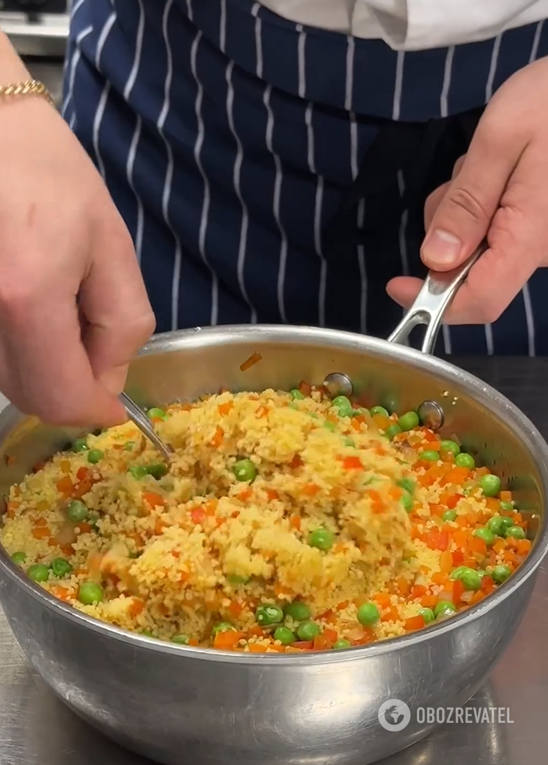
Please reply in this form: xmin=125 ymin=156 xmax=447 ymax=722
xmin=343 ymin=437 xmax=356 ymax=447
xmin=147 ymin=463 xmax=169 ymax=479
xmin=171 ymin=634 xmax=190 ymax=644
xmin=308 ymin=528 xmax=335 ymax=551
xmin=124 ymin=441 xmax=136 ymax=452
xmin=333 ymin=639 xmax=351 ymax=649
xmin=455 ymin=453 xmax=475 ymax=469
xmin=450 ymin=566 xmax=469 ymax=580
xmin=442 ymin=510 xmax=457 ymax=522
xmin=290 ymin=389 xmax=305 ymax=400
xmin=357 ymin=602 xmax=380 ymax=626
xmin=486 ymin=516 xmax=505 ymax=536
xmin=256 ymin=604 xmax=284 ymax=626
xmin=480 ymin=474 xmax=502 ymax=498
xmin=505 ymin=525 xmax=526 ymax=540
xmin=67 ymin=500 xmax=88 ymax=523
xmin=11 ymin=552 xmax=26 ymax=565
xmin=140 ymin=630 xmax=154 ymax=638
xmin=233 ymin=458 xmax=258 ymax=483
xmin=212 ymin=622 xmax=234 ymax=636
xmin=460 ymin=569 xmax=482 ymax=591
xmin=78 ymin=582 xmax=104 ymax=605
xmin=332 ymin=396 xmax=354 ymax=418
xmin=440 ymin=440 xmax=461 ymax=457
xmin=491 ymin=564 xmax=512 ymax=584
xmin=87 ymin=449 xmax=104 ymax=465
xmin=148 ymin=407 xmax=168 ymax=421
xmin=297 ymin=620 xmax=321 ymax=641
xmin=227 ymin=574 xmax=249 ymax=586
xmin=419 ymin=607 xmax=435 ymax=624
xmin=434 ymin=600 xmax=457 ymax=618
xmin=473 ymin=527 xmax=495 ymax=546
xmin=72 ymin=438 xmax=89 ymax=453
xmin=284 ymin=600 xmax=311 ymax=621
xmin=128 ymin=465 xmax=148 ymax=480
xmin=420 ymin=450 xmax=440 ymax=462
xmin=50 ymin=558 xmax=73 ymax=577
xmin=400 ymin=492 xmax=414 ymax=513
xmin=324 ymin=420 xmax=337 ymax=432
xmin=398 ymin=411 xmax=420 ymax=432
xmin=385 ymin=424 xmax=403 ymax=440
xmin=370 ymin=406 xmax=389 ymax=417
xmin=500 ymin=501 xmax=514 ymax=512
xmin=274 ymin=626 xmax=296 ymax=645
xmin=499 ymin=517 xmax=515 ymax=533
xmin=27 ymin=563 xmax=49 ymax=582
xmin=397 ymin=478 xmax=415 ymax=494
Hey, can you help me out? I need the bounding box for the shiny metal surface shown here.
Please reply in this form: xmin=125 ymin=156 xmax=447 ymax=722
xmin=1 ymin=11 xmax=68 ymax=57
xmin=120 ymin=392 xmax=174 ymax=462
xmin=0 ymin=332 xmax=547 ymax=765
xmin=388 ymin=243 xmax=487 ymax=353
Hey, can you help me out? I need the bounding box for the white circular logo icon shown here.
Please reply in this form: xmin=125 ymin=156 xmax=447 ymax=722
xmin=378 ymin=699 xmax=411 ymax=732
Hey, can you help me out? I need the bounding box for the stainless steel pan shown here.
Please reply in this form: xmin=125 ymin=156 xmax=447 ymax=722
xmin=0 ymin=247 xmax=546 ymax=765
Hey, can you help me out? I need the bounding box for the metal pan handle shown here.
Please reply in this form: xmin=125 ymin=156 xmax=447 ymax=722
xmin=387 ymin=241 xmax=488 ymax=355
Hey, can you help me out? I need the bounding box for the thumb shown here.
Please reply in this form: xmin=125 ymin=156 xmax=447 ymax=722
xmin=421 ymin=117 xmax=520 ymax=271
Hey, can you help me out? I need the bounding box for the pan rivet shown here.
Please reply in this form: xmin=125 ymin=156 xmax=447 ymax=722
xmin=323 ymin=373 xmax=353 ymax=398
xmin=417 ymin=400 xmax=444 ymax=432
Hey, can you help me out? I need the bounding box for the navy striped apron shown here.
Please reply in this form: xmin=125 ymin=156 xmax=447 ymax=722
xmin=62 ymin=0 xmax=548 ymax=356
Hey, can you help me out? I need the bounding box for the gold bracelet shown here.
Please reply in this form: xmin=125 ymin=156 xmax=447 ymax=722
xmin=0 ymin=79 xmax=55 ymax=107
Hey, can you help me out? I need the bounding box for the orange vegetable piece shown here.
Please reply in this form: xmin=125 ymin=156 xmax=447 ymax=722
xmin=144 ymin=491 xmax=165 ymax=509
xmin=396 ymin=577 xmax=411 ymax=597
xmin=32 ymin=526 xmax=51 ymax=539
xmin=213 ymin=631 xmax=245 ymax=650
xmin=228 ymin=601 xmax=244 ymax=618
xmin=410 ymin=584 xmax=427 ymax=599
xmin=298 ymin=380 xmax=312 ymax=396
xmin=500 ymin=491 xmax=513 ymax=502
xmin=421 ymin=594 xmax=438 ymax=608
xmin=289 ymin=515 xmax=301 ymax=530
xmin=210 ymin=426 xmax=224 ymax=447
xmin=239 ymin=352 xmax=262 ymax=372
xmin=73 ymin=480 xmax=93 ymax=499
xmin=469 ymin=536 xmax=487 ymax=556
xmin=129 ymin=598 xmax=145 ymax=617
xmin=441 ymin=467 xmax=471 ymax=486
xmin=292 ymin=640 xmax=314 ymax=650
xmin=404 ymin=615 xmax=426 ymax=632
xmin=266 ymin=489 xmax=279 ymax=501
xmin=439 ymin=550 xmax=454 ymax=573
xmin=517 ymin=539 xmax=532 ymax=555
xmin=452 ymin=579 xmax=465 ymax=604
xmin=218 ymin=402 xmax=233 ymax=416
xmin=290 ymin=454 xmax=303 ymax=469
xmin=56 ymin=476 xmax=74 ymax=496
xmin=341 ymin=456 xmax=363 ymax=470
xmin=303 ymin=483 xmax=320 ymax=497
xmin=50 ymin=585 xmax=71 ymax=601
xmin=372 ymin=593 xmax=392 ymax=608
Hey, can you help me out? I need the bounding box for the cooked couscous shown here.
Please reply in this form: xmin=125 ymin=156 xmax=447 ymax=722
xmin=0 ymin=384 xmax=531 ymax=653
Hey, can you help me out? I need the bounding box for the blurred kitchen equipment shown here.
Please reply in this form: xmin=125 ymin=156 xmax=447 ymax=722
xmin=0 ymin=247 xmax=546 ymax=765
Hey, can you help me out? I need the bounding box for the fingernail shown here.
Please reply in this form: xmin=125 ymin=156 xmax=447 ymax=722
xmin=423 ymin=230 xmax=462 ymax=266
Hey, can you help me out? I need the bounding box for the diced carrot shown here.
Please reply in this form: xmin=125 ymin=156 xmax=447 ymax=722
xmin=6 ymin=500 xmax=19 ymax=518
xmin=248 ymin=626 xmax=267 ymax=638
xmin=439 ymin=550 xmax=454 ymax=573
xmin=289 ymin=515 xmax=301 ymax=530
xmin=388 ymin=486 xmax=404 ymax=501
xmin=421 ymin=594 xmax=438 ymax=608
xmin=143 ymin=491 xmax=165 ymax=509
xmin=372 ymin=414 xmax=391 ymax=430
xmin=129 ymin=598 xmax=145 ymax=617
xmin=312 ymin=634 xmax=330 ymax=651
xmin=410 ymin=526 xmax=423 ymax=541
xmin=475 ymin=467 xmax=490 ymax=477
xmin=424 ymin=529 xmax=449 ymax=551
xmin=500 ymin=491 xmax=513 ymax=502
xmin=73 ymin=480 xmax=92 ymax=498
xmin=468 ymin=536 xmax=487 ymax=555
xmin=303 ymin=483 xmax=320 ymax=497
xmin=290 ymin=454 xmax=303 ymax=469
xmin=266 ymin=489 xmax=279 ymax=501
xmin=517 ymin=539 xmax=532 ymax=555
xmin=381 ymin=606 xmax=400 ymax=622
xmin=239 ymin=352 xmax=262 ymax=372
xmin=432 ymin=572 xmax=449 ymax=586
xmin=76 ymin=522 xmax=92 ymax=534
xmin=372 ymin=592 xmax=392 ymax=608
xmin=218 ymin=402 xmax=233 ymax=416
xmin=256 ymin=405 xmax=270 ymax=418
xmin=190 ymin=507 xmax=207 ymax=525
xmin=410 ymin=584 xmax=427 ymax=599
xmin=76 ymin=467 xmax=90 ymax=481
xmin=292 ymin=640 xmax=314 ymax=650
xmin=396 ymin=577 xmax=411 ymax=596
xmin=214 ymin=631 xmax=245 ymax=650
xmin=228 ymin=601 xmax=244 ymax=618
xmin=56 ymin=476 xmax=74 ymax=495
xmin=452 ymin=550 xmax=464 ymax=565
xmin=470 ymin=590 xmax=486 ymax=605
xmin=60 ymin=543 xmax=75 ymax=557
xmin=484 ymin=497 xmax=500 ymax=513
xmin=452 ymin=579 xmax=465 ymax=604
xmin=298 ymin=380 xmax=312 ymax=396
xmin=441 ymin=467 xmax=471 ymax=486
xmin=35 ymin=517 xmax=47 ymax=527
xmin=50 ymin=585 xmax=71 ymax=601
xmin=210 ymin=426 xmax=224 ymax=447
xmin=405 ymin=615 xmax=426 ymax=632
xmin=188 ymin=638 xmax=199 ymax=647
xmin=481 ymin=576 xmax=496 ymax=595
xmin=513 ymin=512 xmax=523 ymax=523
xmin=341 ymin=456 xmax=363 ymax=470
xmin=32 ymin=526 xmax=50 ymax=539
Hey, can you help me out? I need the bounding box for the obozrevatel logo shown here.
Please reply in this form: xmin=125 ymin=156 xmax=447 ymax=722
xmin=378 ymin=699 xmax=412 ymax=732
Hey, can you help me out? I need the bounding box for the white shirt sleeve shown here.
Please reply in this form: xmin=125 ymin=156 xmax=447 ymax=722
xmin=362 ymin=0 xmax=548 ymax=49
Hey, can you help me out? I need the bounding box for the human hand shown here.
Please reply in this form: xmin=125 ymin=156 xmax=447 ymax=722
xmin=387 ymin=57 xmax=548 ymax=325
xmin=0 ymin=96 xmax=155 ymax=426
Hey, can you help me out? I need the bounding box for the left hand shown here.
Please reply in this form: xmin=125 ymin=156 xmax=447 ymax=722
xmin=387 ymin=57 xmax=548 ymax=325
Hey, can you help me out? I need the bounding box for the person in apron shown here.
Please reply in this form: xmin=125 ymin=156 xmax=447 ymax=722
xmin=0 ymin=1 xmax=547 ymax=424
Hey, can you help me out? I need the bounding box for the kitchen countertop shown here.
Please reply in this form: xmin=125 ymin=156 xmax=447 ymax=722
xmin=0 ymin=357 xmax=548 ymax=765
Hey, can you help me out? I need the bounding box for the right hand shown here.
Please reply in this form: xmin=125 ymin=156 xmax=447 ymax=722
xmin=0 ymin=96 xmax=155 ymax=426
